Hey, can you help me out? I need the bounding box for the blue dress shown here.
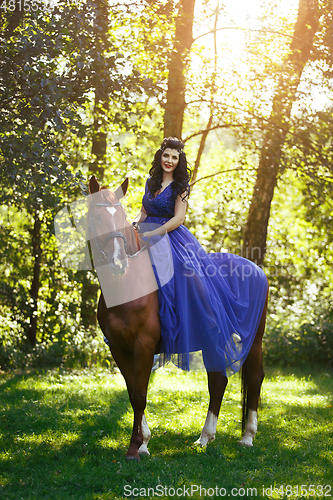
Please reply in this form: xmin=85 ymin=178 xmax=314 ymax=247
xmin=141 ymin=180 xmax=268 ymax=376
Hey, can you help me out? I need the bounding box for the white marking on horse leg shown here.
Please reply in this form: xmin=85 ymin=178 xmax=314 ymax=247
xmin=194 ymin=410 xmax=218 ymax=447
xmin=151 ymin=354 xmax=160 ymax=372
xmin=138 ymin=414 xmax=151 ymax=456
xmin=239 ymin=409 xmax=257 ymax=447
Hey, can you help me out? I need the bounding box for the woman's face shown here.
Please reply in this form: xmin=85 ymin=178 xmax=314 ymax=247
xmin=160 ymin=148 xmax=180 ymax=175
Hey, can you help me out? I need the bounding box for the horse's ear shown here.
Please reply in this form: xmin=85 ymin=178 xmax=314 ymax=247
xmin=89 ymin=175 xmax=100 ymax=194
xmin=115 ymin=178 xmax=129 ymax=200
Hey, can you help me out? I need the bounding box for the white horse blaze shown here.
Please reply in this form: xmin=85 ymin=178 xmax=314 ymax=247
xmin=194 ymin=410 xmax=218 ymax=447
xmin=106 ymin=206 xmax=117 ymax=216
xmin=138 ymin=414 xmax=151 ymax=455
xmin=239 ymin=409 xmax=257 ymax=447
xmin=113 ymin=239 xmax=123 ymax=269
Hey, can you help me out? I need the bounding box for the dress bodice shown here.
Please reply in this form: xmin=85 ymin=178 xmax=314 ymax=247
xmin=142 ymin=180 xmax=175 ymax=221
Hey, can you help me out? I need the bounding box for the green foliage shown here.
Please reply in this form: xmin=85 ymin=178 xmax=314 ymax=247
xmin=0 ymin=0 xmax=166 ymax=357
xmin=186 ymin=150 xmax=333 ymax=367
xmin=264 ymin=312 xmax=333 ymax=368
xmin=0 ymin=367 xmax=332 ymax=499
xmin=0 ymin=6 xmax=87 ymax=210
xmin=1 ymin=0 xmax=333 ymax=369
xmin=0 ymin=329 xmax=113 ymax=370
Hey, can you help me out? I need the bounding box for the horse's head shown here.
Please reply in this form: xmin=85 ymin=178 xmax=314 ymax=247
xmin=88 ymin=176 xmax=133 ymax=276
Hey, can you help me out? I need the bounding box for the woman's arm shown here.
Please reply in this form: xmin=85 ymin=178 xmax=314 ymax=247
xmin=142 ymin=194 xmax=188 ymax=237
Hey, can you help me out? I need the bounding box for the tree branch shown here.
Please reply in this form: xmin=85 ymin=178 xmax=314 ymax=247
xmin=190 ymin=167 xmax=257 ymax=187
xmin=184 ymin=123 xmax=241 ymax=143
xmin=190 ymin=163 xmax=333 ymax=188
xmin=193 ymin=26 xmax=295 ymax=43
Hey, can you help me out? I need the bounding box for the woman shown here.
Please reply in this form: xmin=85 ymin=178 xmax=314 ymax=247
xmin=132 ymin=137 xmax=268 ymax=376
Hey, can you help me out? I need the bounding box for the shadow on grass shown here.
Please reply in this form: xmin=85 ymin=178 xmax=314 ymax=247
xmin=0 ymin=371 xmax=131 ymax=461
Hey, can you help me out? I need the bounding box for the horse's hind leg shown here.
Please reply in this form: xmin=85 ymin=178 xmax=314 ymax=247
xmin=240 ymin=293 xmax=268 ymax=447
xmin=195 ymin=372 xmax=228 ymax=446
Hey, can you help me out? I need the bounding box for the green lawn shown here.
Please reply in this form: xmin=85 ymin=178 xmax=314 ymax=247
xmin=0 ymin=366 xmax=332 ymax=500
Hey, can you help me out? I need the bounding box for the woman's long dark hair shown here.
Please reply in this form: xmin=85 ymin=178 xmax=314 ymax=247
xmin=148 ymin=137 xmax=191 ymax=200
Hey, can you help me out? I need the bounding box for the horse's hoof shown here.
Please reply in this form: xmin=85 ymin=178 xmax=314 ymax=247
xmin=138 ymin=449 xmax=150 ymax=456
xmin=193 ymin=438 xmax=206 ymax=447
xmin=138 ymin=443 xmax=150 ymax=456
xmin=125 ymin=454 xmax=140 ymax=462
xmin=194 ymin=434 xmax=215 ymax=447
xmin=239 ymin=438 xmax=253 ymax=447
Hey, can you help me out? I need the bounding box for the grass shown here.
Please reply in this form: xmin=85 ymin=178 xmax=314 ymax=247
xmin=0 ymin=366 xmax=332 ymax=500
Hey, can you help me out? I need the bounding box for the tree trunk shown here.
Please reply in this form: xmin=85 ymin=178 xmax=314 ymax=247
xmin=80 ymin=273 xmax=99 ymax=330
xmin=243 ymin=0 xmax=319 ymax=266
xmin=191 ymin=113 xmax=213 ymax=184
xmin=163 ymin=0 xmax=196 ymax=139
xmin=27 ymin=210 xmax=42 ymax=346
xmin=191 ymin=2 xmax=219 ymax=184
xmin=81 ymin=0 xmax=110 ymax=328
xmin=90 ymin=0 xmax=110 ymax=180
xmin=91 ymin=92 xmax=109 ymax=180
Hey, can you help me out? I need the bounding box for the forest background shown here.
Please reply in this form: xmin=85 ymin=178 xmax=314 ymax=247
xmin=0 ymin=0 xmax=333 ymax=371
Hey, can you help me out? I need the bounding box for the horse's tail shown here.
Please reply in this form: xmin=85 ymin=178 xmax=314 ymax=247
xmin=241 ymin=361 xmax=248 ymax=433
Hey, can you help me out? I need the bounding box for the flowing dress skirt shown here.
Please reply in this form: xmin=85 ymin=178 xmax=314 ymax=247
xmin=143 ymin=218 xmax=268 ymax=376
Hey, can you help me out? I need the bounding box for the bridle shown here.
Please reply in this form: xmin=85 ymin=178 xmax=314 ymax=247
xmin=88 ymin=201 xmax=145 ymax=266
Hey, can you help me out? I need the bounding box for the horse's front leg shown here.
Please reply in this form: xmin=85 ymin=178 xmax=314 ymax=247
xmin=126 ymin=392 xmax=152 ymax=460
xmin=195 ymin=371 xmax=228 ymax=446
xmin=108 ymin=342 xmax=154 ymax=461
xmin=121 ymin=334 xmax=157 ymax=460
xmin=137 ymin=413 xmax=151 ymax=456
xmin=126 ymin=410 xmax=147 ymax=460
xmin=127 ymin=411 xmax=151 ymax=459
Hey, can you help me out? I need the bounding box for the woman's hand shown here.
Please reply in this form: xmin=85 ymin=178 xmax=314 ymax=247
xmin=142 ymin=230 xmax=155 ymax=238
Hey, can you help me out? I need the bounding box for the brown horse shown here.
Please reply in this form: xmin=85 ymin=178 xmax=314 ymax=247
xmin=88 ymin=175 xmax=268 ymax=461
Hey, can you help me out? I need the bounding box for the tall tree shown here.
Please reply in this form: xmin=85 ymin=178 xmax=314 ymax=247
xmin=0 ymin=5 xmax=86 ymax=344
xmin=163 ymin=0 xmax=196 ymax=139
xmin=91 ymin=0 xmax=110 ymax=180
xmin=243 ymin=0 xmax=319 ymax=266
xmin=27 ymin=210 xmax=42 ymax=345
xmin=0 ymin=0 xmax=144 ymax=341
xmin=80 ymin=0 xmax=111 ymax=329
xmin=191 ymin=1 xmax=219 ymax=184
